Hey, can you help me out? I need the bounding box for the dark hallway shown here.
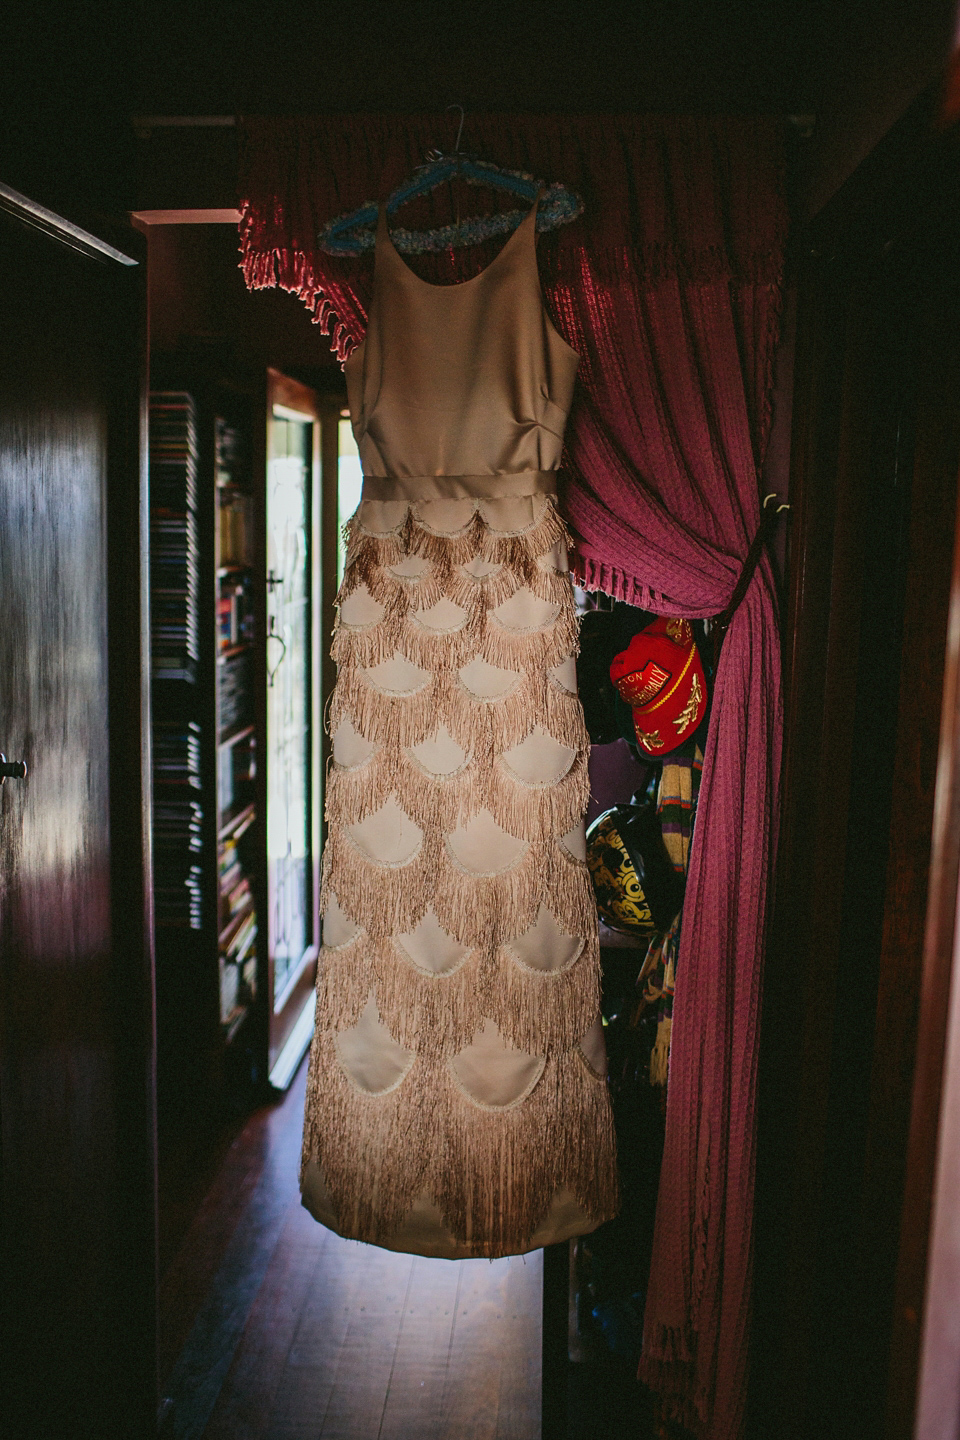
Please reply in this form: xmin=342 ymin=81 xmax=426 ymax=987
xmin=5 ymin=6 xmax=960 ymax=1440
xmin=159 ymin=1058 xmax=542 ymax=1440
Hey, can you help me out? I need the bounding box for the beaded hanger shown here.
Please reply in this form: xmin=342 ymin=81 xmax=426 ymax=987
xmin=318 ymin=106 xmax=584 ymax=257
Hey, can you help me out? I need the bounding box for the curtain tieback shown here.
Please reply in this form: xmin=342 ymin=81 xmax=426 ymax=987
xmin=711 ymin=493 xmax=789 ymax=665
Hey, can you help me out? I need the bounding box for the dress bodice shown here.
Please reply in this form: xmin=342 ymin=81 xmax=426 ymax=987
xmin=344 ymin=199 xmax=580 ymax=502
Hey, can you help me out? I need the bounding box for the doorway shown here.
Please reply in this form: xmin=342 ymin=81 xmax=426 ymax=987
xmin=142 ymin=217 xmax=554 ymax=1439
xmin=265 ymin=375 xmax=323 ymax=1084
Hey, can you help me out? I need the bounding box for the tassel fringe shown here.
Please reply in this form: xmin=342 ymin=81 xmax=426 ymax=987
xmin=345 ymin=494 xmax=571 ymax=571
xmin=329 ymin=659 xmax=588 ymax=754
xmin=323 ymin=826 xmax=595 ymax=949
xmin=345 ymin=539 xmax=571 ymax=618
xmin=301 ymin=1032 xmax=620 ymax=1257
xmin=315 ymin=929 xmax=601 ymax=1055
xmin=326 ymin=740 xmax=591 ymax=842
xmin=332 ymin=605 xmax=579 ymax=675
xmin=302 ymin=489 xmax=616 ymax=1256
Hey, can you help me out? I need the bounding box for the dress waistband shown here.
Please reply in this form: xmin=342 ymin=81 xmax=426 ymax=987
xmin=360 ymin=471 xmax=559 ymax=503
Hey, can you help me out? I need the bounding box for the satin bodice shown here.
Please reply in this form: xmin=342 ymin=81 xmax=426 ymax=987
xmin=344 ymin=199 xmax=579 ymax=502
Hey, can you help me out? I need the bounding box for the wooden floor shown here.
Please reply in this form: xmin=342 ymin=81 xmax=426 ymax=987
xmin=159 ymin=1056 xmax=541 ymax=1440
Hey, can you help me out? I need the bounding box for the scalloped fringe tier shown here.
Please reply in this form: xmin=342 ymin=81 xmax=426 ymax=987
xmin=330 ymin=666 xmax=587 ymax=754
xmin=326 ymin=746 xmax=591 ymax=845
xmin=322 ymin=827 xmax=595 ymax=949
xmin=332 ymin=605 xmax=579 ymax=675
xmin=315 ymin=930 xmax=601 ymax=1055
xmin=345 ymin=541 xmax=571 ymax=617
xmin=345 ymin=492 xmax=571 ymax=570
xmin=301 ymin=1032 xmax=620 ymax=1257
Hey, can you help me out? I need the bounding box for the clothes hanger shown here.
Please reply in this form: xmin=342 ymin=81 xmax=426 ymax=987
xmin=317 ymin=106 xmax=584 ymax=257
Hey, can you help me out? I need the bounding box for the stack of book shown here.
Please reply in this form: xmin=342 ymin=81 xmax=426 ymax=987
xmin=153 ymin=720 xmax=204 ymax=929
xmin=219 ymin=908 xmax=257 ymax=1026
xmin=214 ymin=416 xmax=247 ymax=488
xmin=217 ymin=573 xmax=254 ymax=652
xmin=219 ymin=835 xmax=241 ymax=891
xmin=218 ymin=834 xmax=257 ymax=1026
xmin=218 ymin=648 xmax=252 ymax=734
xmin=150 ymin=392 xmax=199 ymax=684
xmin=218 ymin=488 xmax=252 ymax=568
xmin=219 ymin=836 xmax=252 ymax=915
xmin=216 ymin=415 xmax=252 ymax=567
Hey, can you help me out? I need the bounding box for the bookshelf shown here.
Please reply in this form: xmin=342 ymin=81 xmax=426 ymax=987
xmin=149 ymin=365 xmax=337 ymax=1120
xmin=149 ymin=375 xmax=265 ymax=1113
xmin=148 ymin=393 xmax=203 ymax=944
xmin=211 ymin=408 xmax=258 ymax=1047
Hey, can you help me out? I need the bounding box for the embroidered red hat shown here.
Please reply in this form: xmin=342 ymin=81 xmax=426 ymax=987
xmin=609 ymin=617 xmax=707 ymax=758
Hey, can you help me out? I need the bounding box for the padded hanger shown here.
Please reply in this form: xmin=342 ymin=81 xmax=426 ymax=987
xmin=318 ymin=108 xmax=583 ymax=257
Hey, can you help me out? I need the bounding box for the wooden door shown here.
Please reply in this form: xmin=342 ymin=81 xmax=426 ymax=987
xmin=751 ymin=103 xmax=960 ymax=1440
xmin=262 ymin=370 xmax=327 ymax=1087
xmin=0 ymin=193 xmax=155 ymax=1437
xmin=896 ymin=457 xmax=960 ymax=1440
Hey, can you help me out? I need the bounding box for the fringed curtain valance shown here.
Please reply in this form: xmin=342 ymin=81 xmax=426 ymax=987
xmin=239 ymin=112 xmax=788 ymax=1440
xmin=238 ymin=113 xmax=785 ymax=355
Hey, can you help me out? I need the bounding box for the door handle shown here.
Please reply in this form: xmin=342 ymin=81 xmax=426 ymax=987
xmin=0 ymin=753 xmax=27 ymax=783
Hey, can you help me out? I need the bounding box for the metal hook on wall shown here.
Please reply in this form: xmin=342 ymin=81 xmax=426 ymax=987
xmin=763 ymin=492 xmax=792 ymax=515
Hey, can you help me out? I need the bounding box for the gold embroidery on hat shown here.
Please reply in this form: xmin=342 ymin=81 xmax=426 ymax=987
xmin=665 ymin=618 xmax=691 ymax=645
xmin=620 ymin=660 xmax=670 ymax=707
xmin=673 ymin=673 xmax=703 ymax=734
xmin=645 ymin=644 xmax=695 ymax=713
xmin=635 ymin=728 xmax=663 ymax=752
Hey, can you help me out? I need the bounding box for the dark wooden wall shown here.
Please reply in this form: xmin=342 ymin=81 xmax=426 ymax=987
xmin=751 ymin=98 xmax=960 ymax=1440
xmin=0 ymin=210 xmax=155 ymax=1437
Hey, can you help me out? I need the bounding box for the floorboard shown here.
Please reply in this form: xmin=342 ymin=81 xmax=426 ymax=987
xmin=439 ymin=1256 xmax=521 ymax=1439
xmin=159 ymin=1056 xmax=541 ymax=1440
xmin=159 ymin=1066 xmax=307 ymax=1383
xmin=201 ymin=1206 xmax=330 ymax=1440
xmin=496 ymin=1256 xmax=543 ymax=1440
xmin=377 ymin=1255 xmax=464 ymax=1440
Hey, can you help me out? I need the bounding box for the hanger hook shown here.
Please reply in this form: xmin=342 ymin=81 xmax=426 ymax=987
xmin=446 ymin=103 xmax=466 ymax=155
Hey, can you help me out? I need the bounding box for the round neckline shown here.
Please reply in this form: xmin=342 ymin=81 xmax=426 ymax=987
xmin=377 ymin=198 xmax=538 ymax=293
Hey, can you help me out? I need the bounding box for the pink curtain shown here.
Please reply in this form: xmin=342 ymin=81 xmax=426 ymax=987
xmin=239 ymin=113 xmax=787 ymax=1440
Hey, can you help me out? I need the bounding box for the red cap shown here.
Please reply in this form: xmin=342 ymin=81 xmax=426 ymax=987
xmin=609 ymin=617 xmax=707 ymax=757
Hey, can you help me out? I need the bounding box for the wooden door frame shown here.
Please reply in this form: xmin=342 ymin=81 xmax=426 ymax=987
xmin=892 ymin=458 xmax=960 ymax=1440
xmin=103 ymin=212 xmax=158 ymax=1433
xmin=262 ymin=369 xmax=327 ymax=1088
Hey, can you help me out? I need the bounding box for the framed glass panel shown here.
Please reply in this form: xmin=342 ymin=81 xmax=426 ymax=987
xmin=266 ymin=409 xmax=312 ymax=1008
xmin=337 ymin=415 xmax=362 ymax=584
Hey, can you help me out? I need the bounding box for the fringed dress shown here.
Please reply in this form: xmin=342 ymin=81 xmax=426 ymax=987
xmin=300 ymin=197 xmax=619 ymax=1259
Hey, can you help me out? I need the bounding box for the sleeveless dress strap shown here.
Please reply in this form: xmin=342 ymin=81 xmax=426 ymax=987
xmin=375 ymin=200 xmax=390 ymax=254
